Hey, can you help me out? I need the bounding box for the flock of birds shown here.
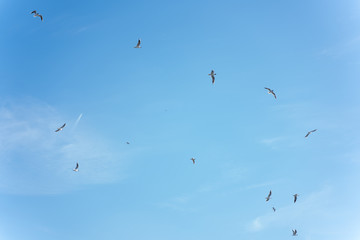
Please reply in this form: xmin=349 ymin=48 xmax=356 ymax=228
xmin=264 ymin=190 xmax=300 ymax=236
xmin=32 ymin=9 xmax=319 ymax=237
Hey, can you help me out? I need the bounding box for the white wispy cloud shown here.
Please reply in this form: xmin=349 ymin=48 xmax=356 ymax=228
xmin=260 ymin=137 xmax=283 ymax=145
xmin=260 ymin=137 xmax=287 ymax=150
xmin=0 ymin=100 xmax=125 ymax=195
xmin=245 ymin=180 xmax=280 ymax=190
xmin=158 ymin=195 xmax=194 ymax=212
xmin=318 ymin=34 xmax=360 ymax=59
xmin=72 ymin=113 xmax=83 ymax=131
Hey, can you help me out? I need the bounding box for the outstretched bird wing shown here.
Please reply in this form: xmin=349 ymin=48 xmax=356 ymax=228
xmin=31 ymin=10 xmax=37 ymax=14
xmin=55 ymin=123 xmax=66 ymax=132
xmin=268 ymin=190 xmax=272 ymax=198
xmin=135 ymin=39 xmax=141 ymax=48
xmin=305 ymin=129 xmax=316 ymax=137
xmin=271 ymin=91 xmax=277 ymax=99
xmin=39 ymin=14 xmax=43 ymax=21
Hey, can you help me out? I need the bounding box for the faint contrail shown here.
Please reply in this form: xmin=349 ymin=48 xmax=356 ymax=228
xmin=73 ymin=113 xmax=83 ymax=130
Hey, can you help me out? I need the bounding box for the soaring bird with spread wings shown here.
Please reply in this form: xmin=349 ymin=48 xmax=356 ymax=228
xmin=208 ymin=70 xmax=216 ymax=84
xmin=31 ymin=10 xmax=43 ymax=21
xmin=264 ymin=87 xmax=276 ymax=99
xmin=305 ymin=129 xmax=317 ymax=138
xmin=73 ymin=163 xmax=79 ymax=172
xmin=265 ymin=190 xmax=272 ymax=201
xmin=55 ymin=123 xmax=66 ymax=132
xmin=134 ymin=39 xmax=141 ymax=48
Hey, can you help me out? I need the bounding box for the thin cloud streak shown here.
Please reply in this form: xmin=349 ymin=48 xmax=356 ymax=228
xmin=0 ymin=100 xmax=125 ymax=195
xmin=72 ymin=113 xmax=83 ymax=131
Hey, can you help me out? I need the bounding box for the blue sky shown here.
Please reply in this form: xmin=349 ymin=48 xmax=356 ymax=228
xmin=1 ymin=0 xmax=360 ymax=239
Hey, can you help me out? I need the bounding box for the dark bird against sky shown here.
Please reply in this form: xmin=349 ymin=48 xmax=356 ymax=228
xmin=190 ymin=158 xmax=195 ymax=164
xmin=208 ymin=70 xmax=216 ymax=84
xmin=31 ymin=10 xmax=43 ymax=21
xmin=264 ymin=87 xmax=276 ymax=99
xmin=266 ymin=190 xmax=272 ymax=201
xmin=73 ymin=163 xmax=79 ymax=172
xmin=55 ymin=123 xmax=66 ymax=132
xmin=134 ymin=39 xmax=141 ymax=48
xmin=293 ymin=194 xmax=298 ymax=203
xmin=292 ymin=229 xmax=298 ymax=236
xmin=305 ymin=129 xmax=317 ymax=138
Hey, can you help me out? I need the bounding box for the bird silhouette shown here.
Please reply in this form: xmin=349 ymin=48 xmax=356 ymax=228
xmin=265 ymin=190 xmax=272 ymax=201
xmin=31 ymin=10 xmax=43 ymax=21
xmin=208 ymin=70 xmax=216 ymax=84
xmin=305 ymin=129 xmax=317 ymax=138
xmin=293 ymin=194 xmax=299 ymax=203
xmin=264 ymin=87 xmax=276 ymax=99
xmin=55 ymin=123 xmax=66 ymax=132
xmin=134 ymin=39 xmax=141 ymax=48
xmin=73 ymin=163 xmax=79 ymax=172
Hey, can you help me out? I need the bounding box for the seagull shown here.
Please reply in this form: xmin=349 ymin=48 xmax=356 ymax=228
xmin=293 ymin=194 xmax=299 ymax=203
xmin=55 ymin=123 xmax=66 ymax=132
xmin=31 ymin=10 xmax=43 ymax=21
xmin=73 ymin=162 xmax=79 ymax=172
xmin=292 ymin=229 xmax=298 ymax=236
xmin=190 ymin=158 xmax=195 ymax=164
xmin=305 ymin=129 xmax=317 ymax=138
xmin=208 ymin=70 xmax=216 ymax=84
xmin=265 ymin=190 xmax=272 ymax=201
xmin=272 ymin=207 xmax=276 ymax=212
xmin=264 ymin=87 xmax=276 ymax=99
xmin=134 ymin=39 xmax=141 ymax=48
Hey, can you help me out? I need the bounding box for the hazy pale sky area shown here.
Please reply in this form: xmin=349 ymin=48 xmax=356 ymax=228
xmin=1 ymin=0 xmax=360 ymax=239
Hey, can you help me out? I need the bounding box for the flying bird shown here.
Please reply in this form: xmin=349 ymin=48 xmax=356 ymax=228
xmin=208 ymin=70 xmax=216 ymax=84
xmin=305 ymin=129 xmax=317 ymax=138
xmin=265 ymin=190 xmax=272 ymax=201
xmin=190 ymin=158 xmax=195 ymax=164
xmin=73 ymin=162 xmax=79 ymax=172
xmin=292 ymin=229 xmax=298 ymax=236
xmin=264 ymin=87 xmax=276 ymax=99
xmin=55 ymin=123 xmax=66 ymax=132
xmin=134 ymin=39 xmax=141 ymax=48
xmin=31 ymin=10 xmax=43 ymax=21
xmin=272 ymin=207 xmax=276 ymax=212
xmin=126 ymin=142 xmax=130 ymax=144
xmin=293 ymin=194 xmax=299 ymax=203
